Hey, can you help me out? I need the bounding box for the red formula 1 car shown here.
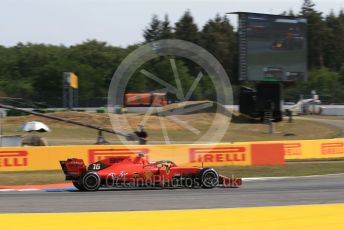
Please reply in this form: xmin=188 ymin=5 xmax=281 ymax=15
xmin=60 ymin=153 xmax=242 ymax=191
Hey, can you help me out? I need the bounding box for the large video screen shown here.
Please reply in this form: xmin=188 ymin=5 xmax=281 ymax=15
xmin=238 ymin=13 xmax=307 ymax=81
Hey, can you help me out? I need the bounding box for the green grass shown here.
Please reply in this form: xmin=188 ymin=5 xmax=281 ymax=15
xmin=1 ymin=119 xmax=341 ymax=145
xmin=222 ymin=119 xmax=341 ymax=142
xmin=0 ymin=170 xmax=66 ymax=185
xmin=287 ymin=158 xmax=344 ymax=162
xmin=300 ymin=115 xmax=344 ymax=120
xmin=1 ymin=162 xmax=344 ymax=185
xmin=214 ymin=162 xmax=344 ymax=178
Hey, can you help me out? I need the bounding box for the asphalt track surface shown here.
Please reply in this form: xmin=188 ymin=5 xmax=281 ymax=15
xmin=1 ymin=174 xmax=343 ymax=213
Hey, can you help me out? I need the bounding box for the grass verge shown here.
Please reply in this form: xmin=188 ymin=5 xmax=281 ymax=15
xmin=1 ymin=162 xmax=344 ymax=185
xmin=300 ymin=115 xmax=344 ymax=120
xmin=214 ymin=162 xmax=344 ymax=178
xmin=286 ymin=158 xmax=344 ymax=162
xmin=2 ymin=119 xmax=341 ymax=145
xmin=0 ymin=170 xmax=66 ymax=186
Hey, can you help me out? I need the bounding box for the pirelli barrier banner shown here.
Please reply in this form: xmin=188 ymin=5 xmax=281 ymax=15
xmin=283 ymin=138 xmax=344 ymax=160
xmin=0 ymin=143 xmax=284 ymax=171
xmin=1 ymin=138 xmax=342 ymax=171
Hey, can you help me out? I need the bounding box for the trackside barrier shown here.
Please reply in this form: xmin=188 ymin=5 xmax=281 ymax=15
xmin=0 ymin=142 xmax=285 ymax=171
xmin=282 ymin=138 xmax=344 ymax=160
xmin=0 ymin=138 xmax=342 ymax=171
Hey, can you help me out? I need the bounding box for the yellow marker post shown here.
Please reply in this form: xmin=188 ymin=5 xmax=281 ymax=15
xmin=69 ymin=73 xmax=78 ymax=89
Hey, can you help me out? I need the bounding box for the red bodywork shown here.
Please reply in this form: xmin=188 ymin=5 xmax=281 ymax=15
xmin=60 ymin=155 xmax=242 ymax=191
xmin=124 ymin=93 xmax=168 ymax=107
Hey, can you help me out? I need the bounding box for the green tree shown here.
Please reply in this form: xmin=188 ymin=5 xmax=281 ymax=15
xmin=307 ymin=68 xmax=344 ymax=102
xmin=281 ymin=9 xmax=295 ymax=16
xmin=128 ymin=57 xmax=198 ymax=101
xmin=174 ymin=11 xmax=200 ymax=44
xmin=324 ymin=11 xmax=344 ymax=70
xmin=287 ymin=9 xmax=296 ymax=16
xmin=143 ymin=15 xmax=162 ymax=42
xmin=160 ymin=15 xmax=174 ymax=39
xmin=284 ymin=68 xmax=344 ymax=103
xmin=339 ymin=9 xmax=344 ymax=22
xmin=143 ymin=14 xmax=173 ymax=42
xmin=0 ymin=43 xmax=68 ymax=101
xmin=201 ymin=14 xmax=237 ymax=82
xmin=31 ymin=61 xmax=64 ymax=103
xmin=67 ymin=40 xmax=124 ymax=100
xmin=174 ymin=11 xmax=203 ymax=76
xmin=299 ymin=0 xmax=328 ymax=69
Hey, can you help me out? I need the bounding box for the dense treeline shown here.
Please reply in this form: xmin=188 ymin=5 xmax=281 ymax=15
xmin=0 ymin=0 xmax=344 ymax=106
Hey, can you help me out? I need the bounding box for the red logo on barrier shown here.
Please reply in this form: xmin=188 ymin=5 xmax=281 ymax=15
xmin=284 ymin=143 xmax=302 ymax=156
xmin=189 ymin=147 xmax=247 ymax=163
xmin=0 ymin=151 xmax=29 ymax=167
xmin=321 ymin=143 xmax=344 ymax=155
xmin=88 ymin=148 xmax=149 ymax=164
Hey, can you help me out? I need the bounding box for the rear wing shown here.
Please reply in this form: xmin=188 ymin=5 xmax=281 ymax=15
xmin=60 ymin=158 xmax=86 ymax=180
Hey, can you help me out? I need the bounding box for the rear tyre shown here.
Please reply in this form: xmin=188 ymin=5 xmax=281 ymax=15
xmin=80 ymin=172 xmax=101 ymax=191
xmin=72 ymin=181 xmax=85 ymax=191
xmin=200 ymin=168 xmax=219 ymax=188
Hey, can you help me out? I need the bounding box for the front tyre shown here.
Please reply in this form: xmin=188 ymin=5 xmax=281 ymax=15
xmin=200 ymin=168 xmax=219 ymax=188
xmin=80 ymin=172 xmax=101 ymax=191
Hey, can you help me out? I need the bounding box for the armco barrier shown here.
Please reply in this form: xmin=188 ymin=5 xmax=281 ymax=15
xmin=0 ymin=142 xmax=285 ymax=171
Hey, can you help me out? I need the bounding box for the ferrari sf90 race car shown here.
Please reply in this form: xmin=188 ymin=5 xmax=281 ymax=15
xmin=60 ymin=154 xmax=242 ymax=191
